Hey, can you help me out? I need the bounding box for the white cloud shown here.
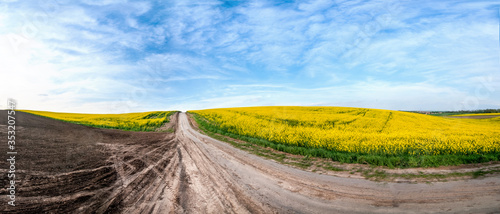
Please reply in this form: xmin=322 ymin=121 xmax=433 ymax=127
xmin=166 ymin=80 xmax=482 ymax=111
xmin=298 ymin=0 xmax=336 ymax=13
xmin=1 ymin=0 xmax=499 ymax=113
xmin=0 ymin=10 xmax=143 ymax=112
xmin=81 ymin=0 xmax=126 ymax=6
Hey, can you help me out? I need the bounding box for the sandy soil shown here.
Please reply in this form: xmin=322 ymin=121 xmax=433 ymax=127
xmin=1 ymin=111 xmax=499 ymax=213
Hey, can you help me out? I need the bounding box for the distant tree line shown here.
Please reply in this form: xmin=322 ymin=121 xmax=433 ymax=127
xmin=406 ymin=109 xmax=500 ymax=116
xmin=440 ymin=109 xmax=500 ymax=114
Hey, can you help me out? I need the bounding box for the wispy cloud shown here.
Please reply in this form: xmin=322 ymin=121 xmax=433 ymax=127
xmin=0 ymin=0 xmax=498 ymax=112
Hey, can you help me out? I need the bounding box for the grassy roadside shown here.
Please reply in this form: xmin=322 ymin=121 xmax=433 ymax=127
xmin=188 ymin=112 xmax=500 ymax=181
xmin=356 ymin=167 xmax=500 ymax=182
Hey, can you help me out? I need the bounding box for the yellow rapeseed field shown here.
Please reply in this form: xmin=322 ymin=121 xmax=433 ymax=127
xmin=191 ymin=106 xmax=500 ymax=156
xmin=22 ymin=110 xmax=176 ymax=131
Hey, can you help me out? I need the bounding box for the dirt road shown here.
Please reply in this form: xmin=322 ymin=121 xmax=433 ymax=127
xmin=1 ymin=111 xmax=499 ymax=213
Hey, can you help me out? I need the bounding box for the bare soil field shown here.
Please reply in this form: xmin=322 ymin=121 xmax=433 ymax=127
xmin=1 ymin=111 xmax=499 ymax=213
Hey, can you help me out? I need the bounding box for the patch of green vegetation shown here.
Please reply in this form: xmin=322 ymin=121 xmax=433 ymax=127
xmin=472 ymin=170 xmax=487 ymax=178
xmin=363 ymin=170 xmax=388 ymax=180
xmin=143 ymin=111 xmax=173 ymax=119
xmin=189 ymin=112 xmax=500 ymax=168
xmin=323 ymin=165 xmax=346 ymax=172
xmin=158 ymin=127 xmax=176 ymax=133
xmin=359 ymin=168 xmax=500 ymax=181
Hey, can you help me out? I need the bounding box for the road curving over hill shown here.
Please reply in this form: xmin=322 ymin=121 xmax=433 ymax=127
xmin=0 ymin=111 xmax=499 ymax=213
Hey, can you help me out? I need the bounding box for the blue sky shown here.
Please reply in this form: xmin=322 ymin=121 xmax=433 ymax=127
xmin=0 ymin=0 xmax=499 ymax=113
